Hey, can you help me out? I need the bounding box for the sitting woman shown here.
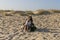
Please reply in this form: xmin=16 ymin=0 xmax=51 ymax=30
xmin=23 ymin=16 xmax=36 ymax=32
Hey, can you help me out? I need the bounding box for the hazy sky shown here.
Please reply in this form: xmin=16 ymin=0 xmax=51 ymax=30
xmin=0 ymin=0 xmax=60 ymax=10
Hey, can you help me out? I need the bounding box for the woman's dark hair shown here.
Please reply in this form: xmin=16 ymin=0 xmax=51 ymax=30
xmin=28 ymin=16 xmax=33 ymax=22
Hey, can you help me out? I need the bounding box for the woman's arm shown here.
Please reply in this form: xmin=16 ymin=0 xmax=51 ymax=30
xmin=23 ymin=19 xmax=28 ymax=25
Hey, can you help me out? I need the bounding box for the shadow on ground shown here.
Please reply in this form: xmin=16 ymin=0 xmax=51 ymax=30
xmin=36 ymin=28 xmax=50 ymax=32
xmin=35 ymin=28 xmax=60 ymax=33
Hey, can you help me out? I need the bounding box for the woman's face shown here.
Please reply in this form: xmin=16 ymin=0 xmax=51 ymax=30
xmin=27 ymin=16 xmax=30 ymax=20
xmin=28 ymin=17 xmax=30 ymax=20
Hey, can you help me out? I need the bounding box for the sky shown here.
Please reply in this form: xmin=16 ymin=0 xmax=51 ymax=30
xmin=0 ymin=0 xmax=60 ymax=10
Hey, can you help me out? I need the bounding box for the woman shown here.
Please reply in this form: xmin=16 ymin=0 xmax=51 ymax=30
xmin=23 ymin=16 xmax=35 ymax=32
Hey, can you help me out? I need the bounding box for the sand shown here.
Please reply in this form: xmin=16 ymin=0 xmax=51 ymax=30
xmin=0 ymin=13 xmax=60 ymax=40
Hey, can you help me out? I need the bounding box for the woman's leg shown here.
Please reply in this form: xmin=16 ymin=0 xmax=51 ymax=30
xmin=24 ymin=25 xmax=28 ymax=32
